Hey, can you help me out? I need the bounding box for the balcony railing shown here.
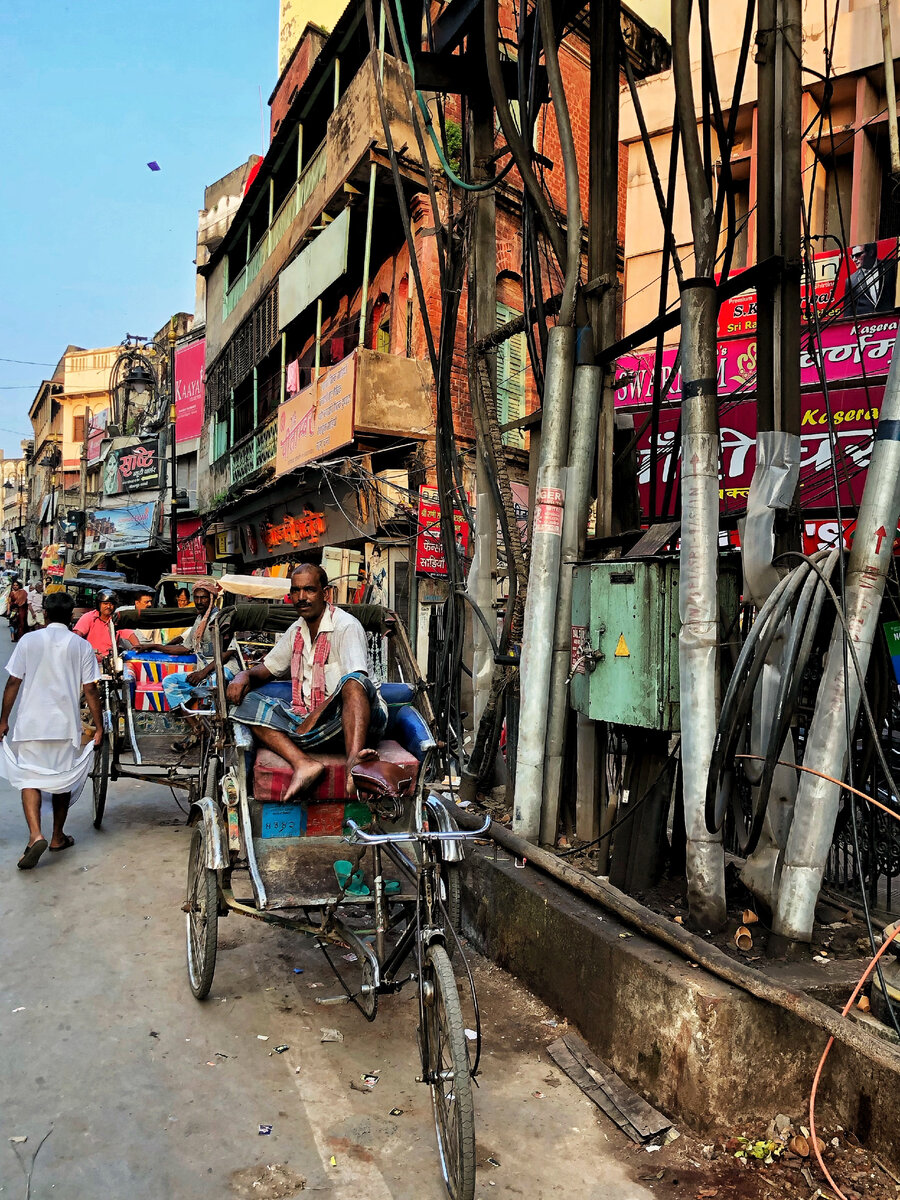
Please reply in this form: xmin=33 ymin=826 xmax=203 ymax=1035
xmin=223 ymin=140 xmax=328 ymax=321
xmin=229 ymin=413 xmax=278 ymax=487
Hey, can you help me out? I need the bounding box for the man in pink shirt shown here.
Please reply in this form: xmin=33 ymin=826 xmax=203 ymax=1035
xmin=74 ymin=589 xmax=139 ymax=661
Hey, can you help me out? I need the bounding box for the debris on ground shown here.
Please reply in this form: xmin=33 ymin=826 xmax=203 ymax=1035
xmin=548 ymin=1033 xmax=673 ymax=1146
xmin=320 ymin=1028 xmax=343 ymax=1043
xmin=230 ymin=1162 xmax=306 ymax=1197
xmin=258 ymin=1124 xmax=273 ymax=1135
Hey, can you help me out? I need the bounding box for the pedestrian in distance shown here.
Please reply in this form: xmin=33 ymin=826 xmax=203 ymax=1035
xmin=0 ymin=590 xmax=104 ymax=870
xmin=7 ymin=578 xmax=28 ymax=642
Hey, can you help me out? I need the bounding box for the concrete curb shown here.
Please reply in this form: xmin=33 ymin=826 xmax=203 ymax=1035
xmin=461 ymin=846 xmax=900 ymax=1162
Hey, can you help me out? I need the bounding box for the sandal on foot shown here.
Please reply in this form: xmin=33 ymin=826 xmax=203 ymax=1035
xmin=48 ymin=835 xmax=76 ymax=853
xmin=17 ymin=839 xmax=48 ymax=870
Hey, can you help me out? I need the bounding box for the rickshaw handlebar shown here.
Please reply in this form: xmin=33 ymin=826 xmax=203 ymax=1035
xmin=344 ymin=815 xmax=491 ymax=845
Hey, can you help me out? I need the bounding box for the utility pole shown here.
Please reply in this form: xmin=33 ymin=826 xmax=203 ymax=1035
xmin=740 ymin=0 xmax=804 ymax=909
xmin=671 ymin=0 xmax=727 ymax=930
xmin=466 ymin=29 xmax=498 ymax=735
xmin=542 ymin=0 xmax=618 ymax=844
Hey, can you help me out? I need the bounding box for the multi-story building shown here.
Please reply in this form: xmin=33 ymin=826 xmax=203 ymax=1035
xmin=617 ymin=0 xmax=900 ymax=545
xmin=0 ymin=452 xmax=29 ymax=573
xmin=196 ymin=0 xmax=666 ymax=639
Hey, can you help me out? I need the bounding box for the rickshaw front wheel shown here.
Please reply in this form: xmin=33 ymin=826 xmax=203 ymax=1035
xmin=186 ymin=824 xmax=219 ymax=999
xmin=92 ymin=737 xmax=110 ymax=830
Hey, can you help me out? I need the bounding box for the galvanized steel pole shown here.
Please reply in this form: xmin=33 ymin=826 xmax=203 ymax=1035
xmin=774 ymin=325 xmax=900 ymax=943
xmin=542 ymin=363 xmax=602 ymax=843
xmin=513 ymin=325 xmax=576 ymax=841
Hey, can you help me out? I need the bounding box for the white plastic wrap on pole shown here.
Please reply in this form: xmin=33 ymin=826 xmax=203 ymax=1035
xmin=774 ymin=326 xmax=900 ymax=942
xmin=542 ymin=363 xmax=603 ymax=844
xmin=679 ymin=282 xmax=727 ymax=930
xmin=513 ymin=325 xmax=577 ymax=841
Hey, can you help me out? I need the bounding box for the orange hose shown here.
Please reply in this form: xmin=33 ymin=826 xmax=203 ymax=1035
xmin=734 ymin=754 xmax=900 ymax=824
xmin=808 ymin=923 xmax=900 ymax=1199
xmin=734 ymin=752 xmax=900 ymax=1194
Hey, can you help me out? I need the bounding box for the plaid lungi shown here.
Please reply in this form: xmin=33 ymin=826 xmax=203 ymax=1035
xmin=229 ymin=672 xmax=388 ymax=752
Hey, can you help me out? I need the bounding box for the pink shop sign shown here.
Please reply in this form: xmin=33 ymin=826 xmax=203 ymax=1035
xmin=614 ymin=314 xmax=899 ymax=408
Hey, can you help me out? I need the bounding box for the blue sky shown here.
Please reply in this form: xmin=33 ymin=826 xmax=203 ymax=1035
xmin=0 ymin=0 xmax=277 ymax=457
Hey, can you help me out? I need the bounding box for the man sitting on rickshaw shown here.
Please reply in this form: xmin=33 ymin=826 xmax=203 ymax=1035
xmin=226 ymin=564 xmax=388 ymax=799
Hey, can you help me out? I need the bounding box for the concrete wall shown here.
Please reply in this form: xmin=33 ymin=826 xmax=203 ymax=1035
xmin=463 ymin=850 xmax=900 ymax=1162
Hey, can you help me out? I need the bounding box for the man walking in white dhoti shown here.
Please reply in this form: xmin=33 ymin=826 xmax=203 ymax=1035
xmin=0 ymin=590 xmax=103 ymax=869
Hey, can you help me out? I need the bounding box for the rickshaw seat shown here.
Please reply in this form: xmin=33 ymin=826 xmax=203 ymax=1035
xmin=252 ymin=739 xmax=419 ymax=805
xmin=350 ymin=758 xmax=416 ymax=798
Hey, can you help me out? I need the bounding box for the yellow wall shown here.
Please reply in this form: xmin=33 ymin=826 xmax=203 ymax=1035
xmin=60 ymin=348 xmax=116 ymax=470
xmin=278 ymin=0 xmax=348 ymax=74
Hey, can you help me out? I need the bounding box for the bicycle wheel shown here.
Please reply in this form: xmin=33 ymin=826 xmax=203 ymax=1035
xmin=92 ymin=737 xmax=110 ymax=829
xmin=423 ymin=943 xmax=476 ymax=1200
xmin=185 ymin=824 xmax=218 ymax=999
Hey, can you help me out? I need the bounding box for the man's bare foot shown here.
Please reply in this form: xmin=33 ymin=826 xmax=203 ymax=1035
xmin=283 ymin=760 xmax=327 ymax=801
xmin=346 ymin=748 xmax=379 ymax=794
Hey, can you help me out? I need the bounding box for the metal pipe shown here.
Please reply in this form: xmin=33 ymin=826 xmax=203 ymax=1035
xmin=450 ymin=806 xmax=900 ymax=1073
xmin=537 ymin=0 xmax=581 ymax=327
xmin=314 ymin=299 xmax=323 ymax=380
xmin=542 ymin=364 xmax=602 ymax=843
xmin=513 ymin=324 xmax=576 ymax=842
xmin=880 ymin=0 xmax=900 ymax=178
xmin=678 ymin=279 xmax=727 ymax=931
xmin=774 ymin=325 xmax=900 ymax=942
xmin=358 ymin=161 xmax=378 ymax=348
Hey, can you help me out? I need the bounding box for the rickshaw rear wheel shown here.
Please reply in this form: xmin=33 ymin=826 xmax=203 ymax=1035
xmin=186 ymin=824 xmax=218 ymax=999
xmin=92 ymin=737 xmax=110 ymax=829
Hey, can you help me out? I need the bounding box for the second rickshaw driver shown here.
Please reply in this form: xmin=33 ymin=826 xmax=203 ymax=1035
xmin=226 ymin=564 xmax=387 ymax=798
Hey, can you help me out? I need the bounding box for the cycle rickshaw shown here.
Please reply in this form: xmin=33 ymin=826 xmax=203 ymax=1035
xmin=180 ymin=579 xmax=485 ymax=1200
xmin=80 ymin=573 xmax=221 ymax=828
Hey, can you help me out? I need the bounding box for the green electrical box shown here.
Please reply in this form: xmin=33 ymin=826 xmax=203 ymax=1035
xmin=569 ymin=557 xmax=739 ymax=732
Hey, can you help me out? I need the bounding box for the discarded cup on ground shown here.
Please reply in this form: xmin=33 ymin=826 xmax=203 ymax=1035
xmin=734 ymin=925 xmax=753 ymax=951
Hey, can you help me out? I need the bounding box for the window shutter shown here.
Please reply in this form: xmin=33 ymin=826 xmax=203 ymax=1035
xmin=495 ymin=301 xmax=526 ymax=449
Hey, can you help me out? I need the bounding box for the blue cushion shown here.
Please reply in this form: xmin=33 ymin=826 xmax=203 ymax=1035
xmin=121 ymin=650 xmax=198 ymax=664
xmin=257 ymin=680 xmax=293 ymax=702
xmin=387 ymin=703 xmax=436 ymax=762
xmin=380 ymin=682 xmax=416 ymax=706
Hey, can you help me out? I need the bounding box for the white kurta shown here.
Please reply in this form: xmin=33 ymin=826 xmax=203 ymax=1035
xmin=0 ymin=623 xmax=100 ymax=799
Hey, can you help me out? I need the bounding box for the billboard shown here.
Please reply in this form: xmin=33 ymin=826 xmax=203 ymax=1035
xmin=174 ymin=339 xmax=205 ymax=442
xmin=84 ymin=503 xmax=157 ymax=552
xmin=275 ymin=354 xmax=355 ymax=476
xmin=176 ymin=517 xmax=206 ymax=574
xmin=716 ymin=237 xmax=898 ymax=339
xmin=103 ymin=438 xmax=159 ymax=495
xmin=415 ymin=486 xmax=470 ymax=577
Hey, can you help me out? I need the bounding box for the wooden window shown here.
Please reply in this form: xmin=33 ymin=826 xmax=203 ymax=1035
xmin=73 ymin=414 xmax=86 ymax=442
xmin=495 ymin=301 xmax=526 ymax=449
xmin=376 ymin=311 xmax=391 ymax=355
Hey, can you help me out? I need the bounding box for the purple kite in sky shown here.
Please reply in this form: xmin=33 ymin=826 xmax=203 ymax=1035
xmin=147 ymin=161 xmax=161 ymax=171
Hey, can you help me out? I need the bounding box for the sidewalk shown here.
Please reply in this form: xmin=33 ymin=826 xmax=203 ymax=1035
xmin=460 ymin=844 xmax=900 ymax=1165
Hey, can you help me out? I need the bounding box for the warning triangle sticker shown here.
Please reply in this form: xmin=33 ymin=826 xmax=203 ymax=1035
xmin=614 ymin=633 xmax=630 ymax=658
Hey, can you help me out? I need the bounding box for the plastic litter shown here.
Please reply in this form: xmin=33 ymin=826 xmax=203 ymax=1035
xmin=258 ymin=1125 xmax=273 ymax=1136
xmin=293 ymin=968 xmax=304 ymax=974
xmin=320 ymin=1028 xmax=344 ymax=1043
xmin=389 ymin=1108 xmax=403 ymax=1116
xmin=257 ymin=1035 xmax=270 ymax=1041
xmin=11 ymin=1008 xmax=25 ymax=1013
xmin=273 ymin=1044 xmax=289 ymax=1054
xmin=363 ymin=1073 xmax=379 ymax=1088
xmin=9 ymin=1137 xmax=27 ymax=1144
xmin=464 ymin=1028 xmax=477 ymax=1041
xmin=329 ymin=1156 xmax=337 ymax=1167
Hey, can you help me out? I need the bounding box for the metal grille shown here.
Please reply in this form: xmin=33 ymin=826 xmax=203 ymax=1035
xmin=254 ymin=287 xmax=279 ymax=360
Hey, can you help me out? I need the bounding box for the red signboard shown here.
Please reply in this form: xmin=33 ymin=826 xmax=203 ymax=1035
xmin=636 ymin=384 xmax=883 ymax=519
xmin=716 ymin=237 xmax=898 ymax=339
xmin=174 ymin=339 xmax=205 ymax=443
xmin=615 ymin=313 xmax=899 ymax=409
xmin=415 ymin=486 xmax=470 ymax=576
xmin=176 ymin=517 xmax=206 ymax=574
